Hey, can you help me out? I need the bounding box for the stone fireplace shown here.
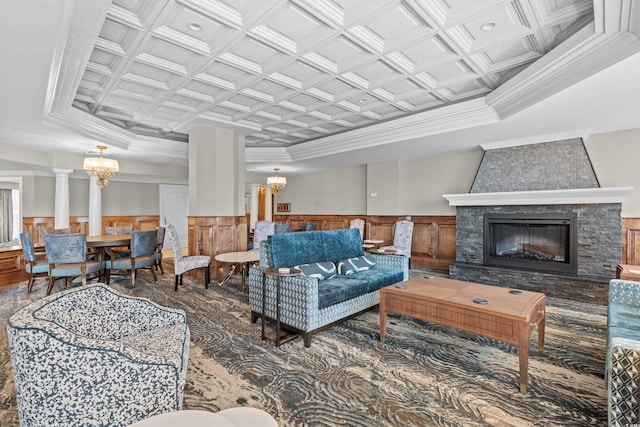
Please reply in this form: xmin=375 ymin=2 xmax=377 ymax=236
xmin=444 ymin=138 xmax=632 ymax=304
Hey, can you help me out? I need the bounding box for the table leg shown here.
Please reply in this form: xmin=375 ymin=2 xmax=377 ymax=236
xmin=275 ymin=276 xmax=281 ymax=347
xmin=518 ymin=322 xmax=530 ymax=395
xmin=241 ymin=262 xmax=247 ymax=290
xmin=261 ymin=272 xmax=266 ymax=341
xmin=218 ymin=264 xmax=236 ymax=286
xmin=538 ymin=316 xmax=546 ymax=354
xmin=380 ymin=302 xmax=387 ymax=344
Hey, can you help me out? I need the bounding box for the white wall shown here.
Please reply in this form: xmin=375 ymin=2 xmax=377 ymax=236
xmin=276 ymin=165 xmax=367 ymax=214
xmin=585 ymin=128 xmax=640 ymax=217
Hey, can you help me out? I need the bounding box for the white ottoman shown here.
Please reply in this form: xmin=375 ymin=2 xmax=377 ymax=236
xmin=129 ymin=408 xmax=278 ymax=427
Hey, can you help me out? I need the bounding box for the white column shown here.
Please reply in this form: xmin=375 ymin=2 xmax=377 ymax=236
xmin=88 ymin=174 xmax=102 ymax=236
xmin=265 ymin=185 xmax=273 ymax=221
xmin=250 ymin=184 xmax=259 ymax=230
xmin=53 ymin=168 xmax=73 ymax=230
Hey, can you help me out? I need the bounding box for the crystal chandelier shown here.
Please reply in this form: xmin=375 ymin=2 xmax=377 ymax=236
xmin=267 ymin=168 xmax=286 ymax=193
xmin=83 ymin=145 xmax=119 ymax=188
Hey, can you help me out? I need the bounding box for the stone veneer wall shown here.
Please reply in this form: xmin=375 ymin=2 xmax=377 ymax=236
xmin=450 ymin=204 xmax=621 ymax=304
xmin=451 ymin=139 xmax=621 ymax=305
xmin=470 ymin=138 xmax=599 ymax=192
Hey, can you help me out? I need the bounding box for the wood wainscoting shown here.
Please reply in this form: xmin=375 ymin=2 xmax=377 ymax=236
xmin=188 ymin=216 xmax=248 ymax=280
xmin=623 ymin=218 xmax=640 ymax=265
xmin=272 ymin=214 xmax=456 ymax=270
xmin=22 ymin=216 xmax=161 ymax=245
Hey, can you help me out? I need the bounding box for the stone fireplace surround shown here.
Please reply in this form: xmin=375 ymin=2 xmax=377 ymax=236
xmin=444 ymin=139 xmax=632 ymax=305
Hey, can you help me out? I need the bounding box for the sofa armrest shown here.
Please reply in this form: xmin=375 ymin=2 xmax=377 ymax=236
xmin=370 ymin=253 xmax=409 ymax=281
xmin=609 ymin=279 xmax=640 ymax=306
xmin=248 ymin=266 xmax=319 ymax=331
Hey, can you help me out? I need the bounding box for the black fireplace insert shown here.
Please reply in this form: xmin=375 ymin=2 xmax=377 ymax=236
xmin=483 ymin=213 xmax=577 ymax=274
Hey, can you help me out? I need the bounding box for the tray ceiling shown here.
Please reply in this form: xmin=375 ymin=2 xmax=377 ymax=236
xmin=72 ymin=0 xmax=594 ymax=148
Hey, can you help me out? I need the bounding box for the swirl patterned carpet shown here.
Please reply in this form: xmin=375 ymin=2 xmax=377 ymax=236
xmin=0 ymin=264 xmax=608 ymax=426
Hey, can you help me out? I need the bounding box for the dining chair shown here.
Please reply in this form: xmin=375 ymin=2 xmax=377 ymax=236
xmin=106 ymin=230 xmax=158 ymax=286
xmin=274 ymin=223 xmax=291 ymax=234
xmin=43 ymin=233 xmax=102 ymax=295
xmin=305 ymin=222 xmax=316 ymax=231
xmin=379 ymin=219 xmax=414 ymax=258
xmin=349 ymin=219 xmax=365 ymax=240
xmin=166 ymin=223 xmax=211 ymax=291
xmin=105 ymin=225 xmax=133 ymax=257
xmin=154 ymin=226 xmax=166 ymax=274
xmin=19 ymin=231 xmax=48 ymax=293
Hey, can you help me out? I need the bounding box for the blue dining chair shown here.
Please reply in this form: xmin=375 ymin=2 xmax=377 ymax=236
xmin=106 ymin=230 xmax=158 ymax=286
xmin=19 ymin=231 xmax=48 ymax=293
xmin=43 ymin=233 xmax=102 ymax=295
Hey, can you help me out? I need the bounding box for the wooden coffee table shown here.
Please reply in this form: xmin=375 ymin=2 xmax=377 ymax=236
xmin=380 ymin=275 xmax=546 ymax=394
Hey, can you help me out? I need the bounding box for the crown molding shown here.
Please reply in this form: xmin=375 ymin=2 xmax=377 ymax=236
xmin=443 ymin=187 xmax=634 ymax=207
xmin=285 ymin=97 xmax=499 ymax=161
xmin=245 ymin=147 xmax=292 ymax=163
xmin=487 ymin=0 xmax=640 ymax=120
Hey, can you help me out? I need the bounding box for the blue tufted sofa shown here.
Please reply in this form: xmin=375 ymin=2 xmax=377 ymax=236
xmin=248 ymin=228 xmax=408 ymax=347
xmin=607 ymin=279 xmax=640 ymax=425
xmin=7 ymin=283 xmax=190 ymax=427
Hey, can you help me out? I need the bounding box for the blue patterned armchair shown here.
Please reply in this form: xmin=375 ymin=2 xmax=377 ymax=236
xmin=607 ymin=279 xmax=640 ymax=425
xmin=7 ymin=283 xmax=190 ymax=427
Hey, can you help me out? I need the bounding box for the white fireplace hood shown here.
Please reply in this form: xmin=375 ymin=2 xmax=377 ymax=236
xmin=443 ymin=187 xmax=634 ymax=206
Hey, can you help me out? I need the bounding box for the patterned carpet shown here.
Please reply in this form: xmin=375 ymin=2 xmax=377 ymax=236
xmin=0 ymin=264 xmax=608 ymax=426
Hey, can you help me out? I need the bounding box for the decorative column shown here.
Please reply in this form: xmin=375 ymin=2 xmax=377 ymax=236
xmin=188 ymin=127 xmax=246 ymax=278
xmin=53 ymin=168 xmax=73 ymax=230
xmin=88 ymin=174 xmax=102 ymax=236
xmin=249 ymin=184 xmax=260 ymax=230
xmin=265 ymin=185 xmax=273 ymax=221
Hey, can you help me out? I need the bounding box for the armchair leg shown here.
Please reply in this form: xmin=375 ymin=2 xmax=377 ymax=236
xmin=204 ymin=265 xmax=210 ymax=289
xmin=27 ymin=275 xmax=35 ymax=293
xmin=174 ymin=274 xmax=179 ymax=291
xmin=151 ymin=265 xmax=157 ymax=282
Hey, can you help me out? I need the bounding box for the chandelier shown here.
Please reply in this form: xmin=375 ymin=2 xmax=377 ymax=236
xmin=83 ymin=145 xmax=119 ymax=188
xmin=267 ymin=168 xmax=286 ymax=193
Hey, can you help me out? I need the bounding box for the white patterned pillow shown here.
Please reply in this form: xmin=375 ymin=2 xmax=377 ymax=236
xmin=294 ymin=261 xmax=336 ymax=280
xmin=337 ymin=255 xmax=376 ymax=275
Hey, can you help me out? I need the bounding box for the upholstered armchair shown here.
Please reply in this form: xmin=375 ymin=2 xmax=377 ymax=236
xmin=43 ymin=232 xmax=101 ymax=295
xmin=379 ymin=219 xmax=414 ymax=258
xmin=106 ymin=230 xmax=158 ymax=286
xmin=166 ymin=223 xmax=211 ymax=291
xmin=274 ymin=223 xmax=291 ymax=234
xmin=607 ymin=279 xmax=640 ymax=425
xmin=349 ymin=219 xmax=365 ymax=241
xmin=19 ymin=232 xmax=48 ymax=293
xmin=253 ymin=221 xmax=275 ymax=249
xmin=7 ymin=284 xmax=190 ymax=427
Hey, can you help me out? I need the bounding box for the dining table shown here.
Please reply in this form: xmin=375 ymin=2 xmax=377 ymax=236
xmin=86 ymin=234 xmax=132 ymax=269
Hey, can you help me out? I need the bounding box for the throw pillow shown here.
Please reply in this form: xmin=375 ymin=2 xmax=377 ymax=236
xmin=294 ymin=261 xmax=337 ymax=280
xmin=337 ymin=255 xmax=376 ymax=275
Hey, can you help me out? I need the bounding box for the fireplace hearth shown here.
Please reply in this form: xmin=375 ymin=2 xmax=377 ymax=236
xmin=483 ymin=213 xmax=577 ymax=275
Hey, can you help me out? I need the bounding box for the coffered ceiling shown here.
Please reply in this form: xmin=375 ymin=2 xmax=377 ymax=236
xmin=74 ymin=0 xmax=593 ymax=147
xmin=1 ymin=0 xmax=640 ymax=178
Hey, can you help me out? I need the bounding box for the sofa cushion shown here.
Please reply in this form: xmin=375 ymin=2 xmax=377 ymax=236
xmin=337 ymin=254 xmax=376 ymax=275
xmin=317 ymin=268 xmax=403 ymax=309
xmin=344 ymin=268 xmax=405 ymax=294
xmin=317 ymin=276 xmax=370 ymax=309
xmin=295 ymin=261 xmax=336 ymax=280
xmin=268 ymin=228 xmax=364 ymax=268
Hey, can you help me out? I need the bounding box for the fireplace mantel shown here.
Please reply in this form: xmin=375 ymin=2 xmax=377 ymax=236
xmin=443 ymin=187 xmax=633 ymax=206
